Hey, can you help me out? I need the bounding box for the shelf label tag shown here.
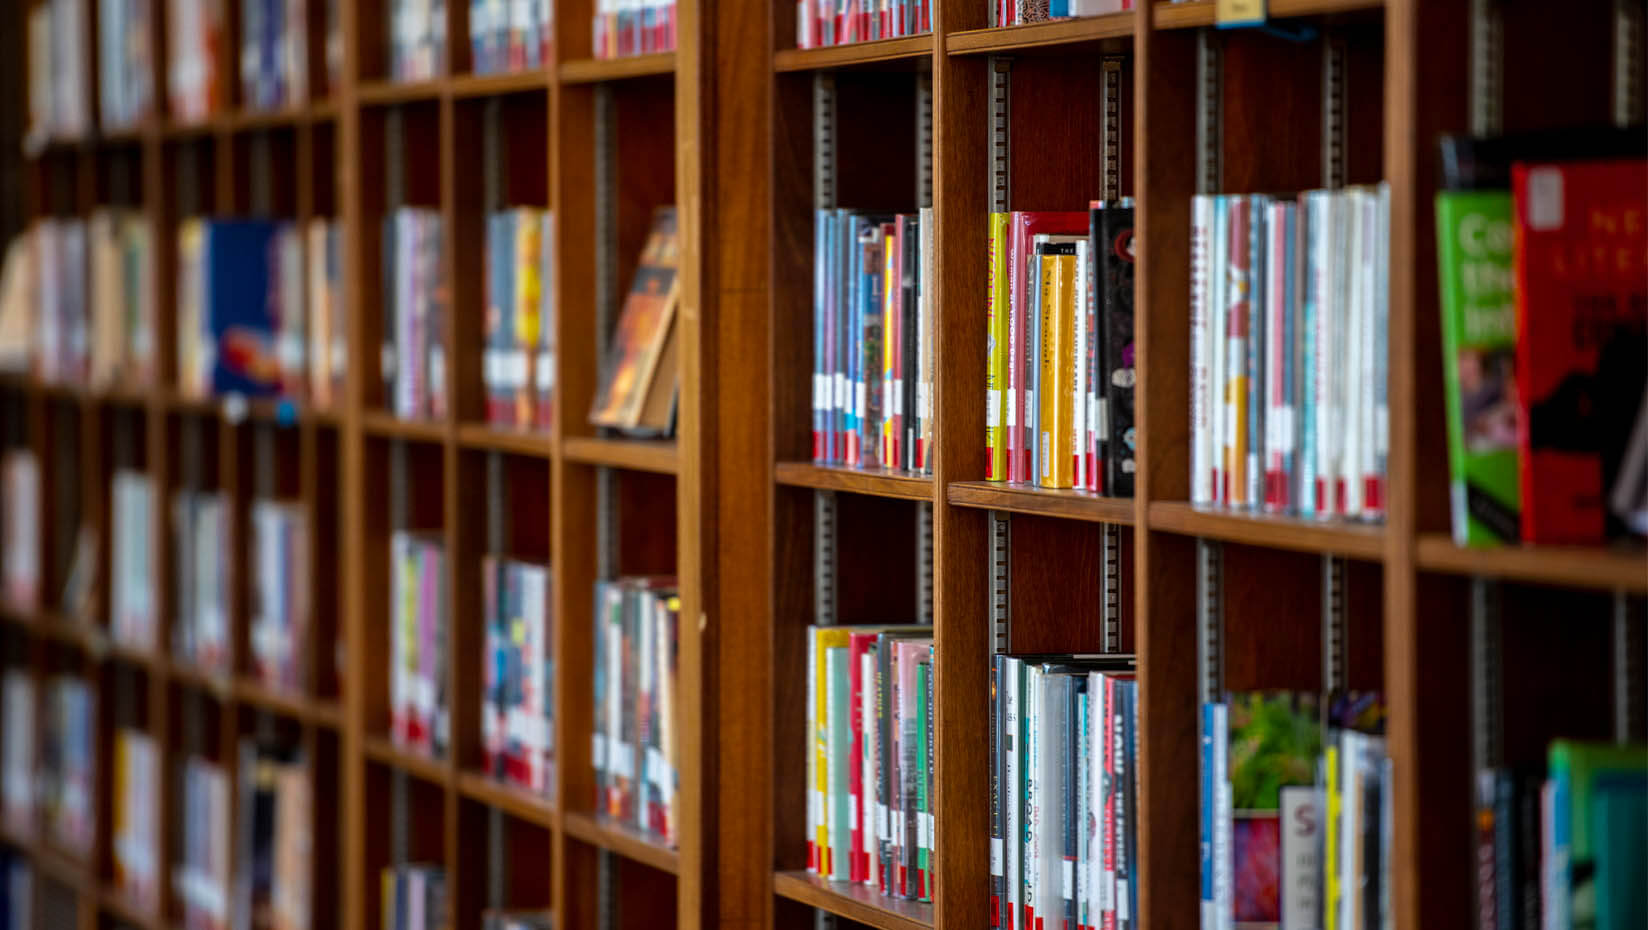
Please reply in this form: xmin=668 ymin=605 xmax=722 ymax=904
xmin=1216 ymin=0 xmax=1266 ymax=27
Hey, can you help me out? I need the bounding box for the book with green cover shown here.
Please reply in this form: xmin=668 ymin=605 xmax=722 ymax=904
xmin=1435 ymin=190 xmax=1520 ymax=545
xmin=1549 ymin=740 xmax=1647 ymax=930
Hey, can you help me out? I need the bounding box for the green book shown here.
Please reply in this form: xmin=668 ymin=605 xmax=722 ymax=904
xmin=1550 ymin=740 xmax=1648 ymax=930
xmin=915 ymin=654 xmax=931 ymax=901
xmin=1435 ymin=190 xmax=1520 ymax=545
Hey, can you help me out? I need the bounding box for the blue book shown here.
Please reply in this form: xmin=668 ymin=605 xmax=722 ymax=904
xmin=203 ymin=220 xmax=282 ymax=396
xmin=1200 ymin=702 xmax=1214 ymax=929
xmin=813 ymin=210 xmax=827 ymax=462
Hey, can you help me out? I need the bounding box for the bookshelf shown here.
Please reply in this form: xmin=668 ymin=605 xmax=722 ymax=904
xmin=755 ymin=5 xmax=1645 ymax=930
xmin=3 ymin=0 xmax=1644 ymax=929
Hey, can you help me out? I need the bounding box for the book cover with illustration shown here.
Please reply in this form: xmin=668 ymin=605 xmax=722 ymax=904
xmin=590 ymin=207 xmax=680 ymax=432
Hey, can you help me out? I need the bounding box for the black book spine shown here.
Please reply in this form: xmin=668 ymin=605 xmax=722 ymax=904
xmin=1100 ymin=202 xmax=1137 ymax=497
xmin=1088 ymin=204 xmax=1105 ymax=491
xmin=1492 ymin=769 xmax=1517 ymax=930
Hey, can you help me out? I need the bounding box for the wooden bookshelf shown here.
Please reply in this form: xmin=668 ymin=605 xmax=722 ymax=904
xmin=6 ymin=0 xmax=1645 ymax=927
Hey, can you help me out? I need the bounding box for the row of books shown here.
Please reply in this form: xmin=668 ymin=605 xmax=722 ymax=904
xmin=113 ymin=729 xmax=318 ymax=930
xmin=99 ymin=0 xmax=157 ymax=130
xmin=592 ymin=576 xmax=680 ymax=845
xmin=170 ymin=0 xmax=225 ymax=122
xmin=240 ymin=0 xmax=311 ymax=111
xmin=482 ymin=557 xmax=554 ymax=797
xmin=1436 ymin=131 xmax=1648 ymax=547
xmin=173 ymin=489 xmax=232 ymax=676
xmin=796 ymin=0 xmax=930 ymax=49
xmin=470 ymin=0 xmax=554 ymax=74
xmin=249 ymin=500 xmax=312 ymax=693
xmin=382 ymin=864 xmax=447 ymax=930
xmin=112 ymin=728 xmax=160 ymax=912
xmin=390 ymin=532 xmax=450 ymax=759
xmin=29 ymin=210 xmax=157 ymax=388
xmin=180 ymin=218 xmax=347 ymax=406
xmin=991 ymin=655 xmax=1136 ymax=930
xmin=383 ymin=209 xmax=450 ymax=421
xmin=484 ymin=208 xmax=555 ymax=431
xmin=0 ymin=673 xmax=97 ymax=860
xmin=807 ymin=626 xmax=935 ymax=903
xmin=1474 ymin=742 xmax=1647 ymax=930
xmin=2 ymin=452 xmax=39 ymax=612
xmin=988 ymin=0 xmax=1129 ymax=27
xmin=26 ymin=0 xmax=91 ymax=147
xmin=810 ymin=209 xmax=936 ymax=475
xmin=391 ymin=0 xmax=448 ymax=82
xmin=1189 ymin=187 xmax=1390 ymax=520
xmin=1200 ymin=691 xmax=1389 ymax=930
xmin=592 ymin=0 xmax=677 ymax=59
xmin=176 ymin=753 xmax=231 ymax=930
xmin=985 ymin=204 xmax=1137 ymax=492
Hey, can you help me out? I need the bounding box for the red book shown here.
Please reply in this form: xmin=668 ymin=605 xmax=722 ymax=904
xmin=1009 ymin=212 xmax=1089 ymax=483
xmin=1512 ymin=158 xmax=1648 ymax=544
xmin=848 ymin=633 xmax=869 ymax=884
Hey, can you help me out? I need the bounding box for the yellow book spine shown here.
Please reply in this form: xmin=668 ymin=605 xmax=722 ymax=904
xmin=1324 ymin=744 xmax=1340 ymax=930
xmin=1038 ymin=255 xmax=1075 ymax=488
xmin=986 ymin=213 xmax=1010 ymax=482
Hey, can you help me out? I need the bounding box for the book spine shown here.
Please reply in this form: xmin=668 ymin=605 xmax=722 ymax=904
xmin=986 ymin=213 xmax=1009 ymax=481
xmin=1245 ymin=198 xmax=1267 ymax=511
xmin=991 ymin=655 xmax=1005 ymax=927
xmin=814 ymin=210 xmax=827 ymax=462
xmin=1007 ymin=216 xmax=1026 ymax=483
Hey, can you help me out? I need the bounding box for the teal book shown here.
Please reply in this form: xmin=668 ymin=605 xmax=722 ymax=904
xmin=827 ymin=646 xmax=852 ymax=882
xmin=1435 ymin=191 xmax=1520 ymax=545
xmin=1549 ymin=740 xmax=1648 ymax=930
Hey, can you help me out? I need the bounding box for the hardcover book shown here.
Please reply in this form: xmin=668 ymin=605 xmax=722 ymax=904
xmin=590 ymin=207 xmax=680 ymax=434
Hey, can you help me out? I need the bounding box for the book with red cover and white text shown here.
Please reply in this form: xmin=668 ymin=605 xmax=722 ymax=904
xmin=1511 ymin=158 xmax=1648 ymax=544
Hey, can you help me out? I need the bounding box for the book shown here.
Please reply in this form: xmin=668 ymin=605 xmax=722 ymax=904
xmin=88 ymin=208 xmax=156 ymax=388
xmin=307 ymin=219 xmax=346 ymax=410
xmin=797 ymin=0 xmax=929 ymax=47
xmin=484 ymin=208 xmax=555 ymax=431
xmin=167 ymin=0 xmax=224 ymax=123
xmin=235 ymin=739 xmax=311 ymax=930
xmin=380 ymin=865 xmax=446 ymax=930
xmin=1511 ymin=158 xmax=1648 ymax=544
xmin=1097 ymin=200 xmax=1138 ymax=497
xmin=240 ymin=0 xmax=309 ymax=110
xmin=590 ymin=208 xmax=681 ymax=435
xmin=1545 ymin=741 xmax=1648 ymax=930
xmin=389 ymin=0 xmax=448 ymax=81
xmin=594 ymin=0 xmax=675 ymax=58
xmin=26 ymin=0 xmax=90 ymax=146
xmin=390 ymin=531 xmax=449 ymax=759
xmin=175 ymin=219 xmax=308 ymax=400
xmin=40 ymin=676 xmax=95 ymax=858
xmin=176 ymin=754 xmax=230 ymax=930
xmin=172 ymin=489 xmax=231 ymax=676
xmin=249 ymin=499 xmax=311 ymax=693
xmin=1 ymin=673 xmax=33 ymax=840
xmin=382 ymin=209 xmax=449 ymax=420
xmin=2 ymin=451 xmax=39 ymax=611
xmin=1436 ymin=190 xmax=1519 ymax=545
xmin=111 ymin=470 xmax=158 ymax=652
xmin=470 ymin=0 xmax=553 ymax=74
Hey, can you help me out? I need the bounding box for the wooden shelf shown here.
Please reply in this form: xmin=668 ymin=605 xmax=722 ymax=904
xmin=772 ymin=871 xmax=933 ymax=930
xmin=558 ymin=53 xmax=677 ymax=83
xmin=562 ymin=811 xmax=679 ymax=875
xmin=1152 ymin=0 xmax=1383 ymax=28
xmin=1415 ymin=534 xmax=1647 ymax=593
xmin=232 ymin=679 xmax=344 ymax=728
xmin=225 ymin=105 xmax=311 ymax=131
xmin=104 ymin=639 xmax=163 ymax=672
xmin=162 ymin=117 xmax=220 ymax=139
xmin=1148 ymin=501 xmax=1385 ymax=560
xmin=456 ymin=423 xmax=555 ymax=458
xmin=774 ymin=462 xmax=933 ymax=500
xmin=450 ymin=69 xmax=553 ymax=97
xmin=773 ymin=36 xmax=934 ymax=71
xmin=167 ymin=661 xmax=236 ymax=700
xmin=561 ymin=436 xmax=678 ymax=474
xmin=357 ymin=78 xmax=445 ymax=105
xmin=945 ymin=13 xmax=1134 ymax=54
xmin=947 ymin=480 xmax=1136 ymax=523
xmin=360 ymin=411 xmax=448 ymax=443
xmin=362 ymin=735 xmax=452 ymax=785
xmin=456 ymin=771 xmax=557 ymax=828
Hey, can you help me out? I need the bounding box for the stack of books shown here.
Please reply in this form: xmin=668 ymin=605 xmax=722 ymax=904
xmin=32 ymin=218 xmax=90 ymax=386
xmin=249 ymin=499 xmax=311 ymax=694
xmin=168 ymin=0 xmax=225 ymax=122
xmin=26 ymin=0 xmax=90 ymax=145
xmin=174 ymin=754 xmax=231 ymax=930
xmin=469 ymin=0 xmax=554 ymax=74
xmin=807 ymin=626 xmax=935 ymax=905
xmin=98 ymin=0 xmax=156 ymax=130
xmin=985 ymin=204 xmax=1137 ymax=492
xmin=110 ymin=469 xmax=158 ymax=652
xmin=112 ymin=728 xmax=160 ymax=912
xmin=389 ymin=0 xmax=447 ymax=81
xmin=240 ymin=0 xmax=310 ymax=110
xmin=236 ymin=739 xmax=314 ymax=930
xmin=382 ymin=209 xmax=449 ymax=421
xmin=592 ymin=0 xmax=675 ymax=58
xmin=88 ymin=208 xmax=157 ymax=389
xmin=796 ymin=0 xmax=930 ymax=48
xmin=40 ymin=676 xmax=96 ymax=858
xmin=812 ymin=210 xmax=935 ymax=475
xmin=483 ymin=208 xmax=554 ymax=431
xmin=482 ymin=557 xmax=554 ymax=797
xmin=172 ymin=489 xmax=231 ymax=677
xmin=592 ymin=576 xmax=680 ymax=845
xmin=390 ymin=531 xmax=449 ymax=759
xmin=380 ymin=865 xmax=446 ymax=930
xmin=1189 ymin=187 xmax=1391 ymax=521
